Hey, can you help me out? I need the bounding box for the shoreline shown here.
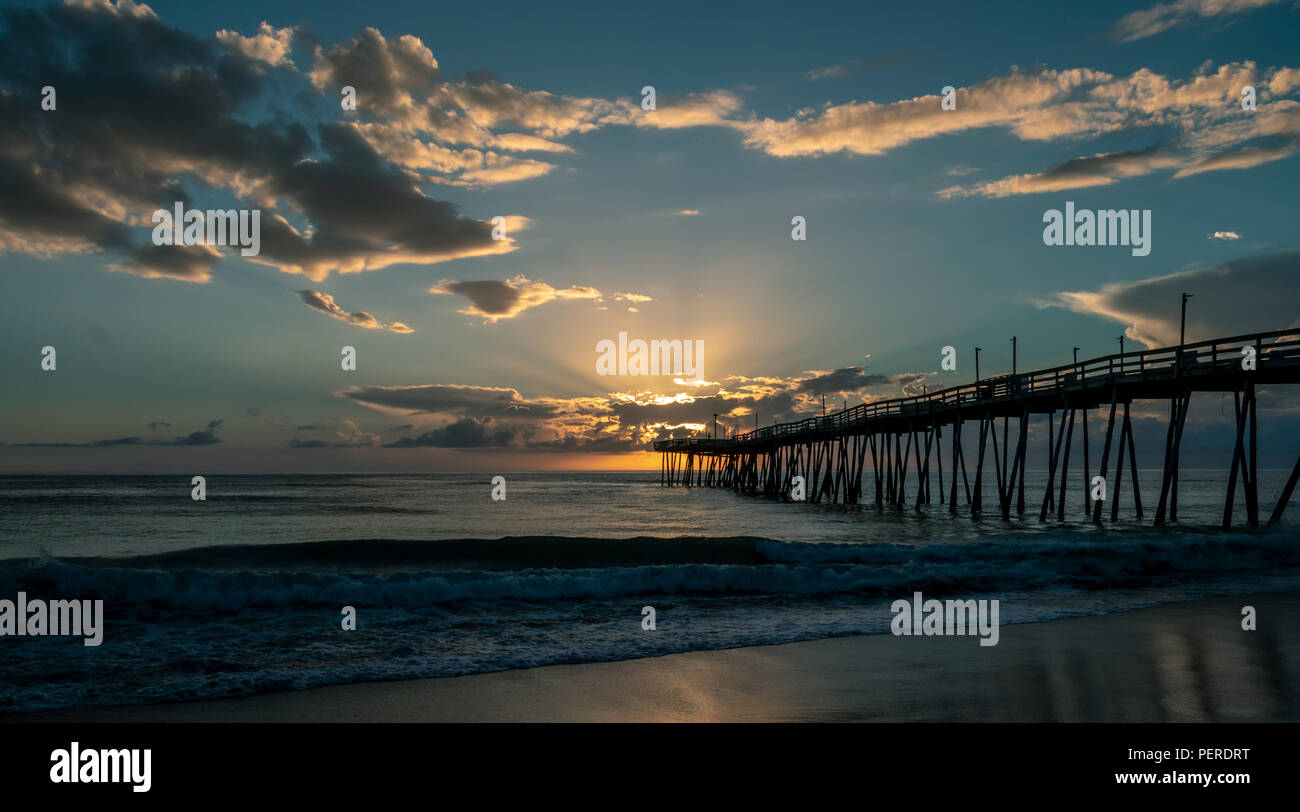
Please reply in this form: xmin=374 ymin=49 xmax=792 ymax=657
xmin=8 ymin=590 xmax=1299 ymax=723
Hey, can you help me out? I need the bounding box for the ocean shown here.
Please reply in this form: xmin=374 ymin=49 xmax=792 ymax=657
xmin=2 ymin=470 xmax=1299 ymax=714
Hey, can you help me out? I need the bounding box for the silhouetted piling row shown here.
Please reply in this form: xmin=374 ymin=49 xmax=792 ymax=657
xmin=655 ymin=329 xmax=1300 ymax=528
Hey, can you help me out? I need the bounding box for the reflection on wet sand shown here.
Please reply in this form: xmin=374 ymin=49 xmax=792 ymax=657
xmin=9 ymin=592 xmax=1299 ymax=723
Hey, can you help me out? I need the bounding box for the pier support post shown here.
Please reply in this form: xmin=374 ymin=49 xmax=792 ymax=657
xmin=1126 ymin=403 xmax=1143 ymax=520
xmin=1046 ymin=410 xmax=1055 ymax=514
xmin=1267 ymin=452 xmax=1300 ymax=527
xmin=1154 ymin=390 xmax=1192 ymax=526
xmin=1111 ymin=401 xmax=1131 ymax=522
xmin=973 ymin=414 xmax=989 ymax=514
xmin=1081 ymin=409 xmax=1090 ymax=515
xmin=1015 ymin=406 xmax=1028 ymax=514
xmin=1093 ymin=389 xmax=1118 ymax=524
xmin=1225 ymin=388 xmax=1247 ymax=528
xmin=1041 ymin=409 xmax=1068 ymax=522
xmin=1058 ymin=408 xmax=1075 ymax=522
xmin=1246 ymin=381 xmax=1259 ymax=527
xmin=949 ymin=417 xmax=960 ymax=513
xmin=871 ymin=433 xmax=882 ymax=505
xmin=935 ymin=419 xmax=945 ymax=506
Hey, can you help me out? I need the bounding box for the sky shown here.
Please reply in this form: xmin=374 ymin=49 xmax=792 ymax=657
xmin=1 ymin=0 xmax=1298 ymax=472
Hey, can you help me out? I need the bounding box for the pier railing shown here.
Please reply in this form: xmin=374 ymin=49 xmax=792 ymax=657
xmin=655 ymin=329 xmax=1300 ymax=450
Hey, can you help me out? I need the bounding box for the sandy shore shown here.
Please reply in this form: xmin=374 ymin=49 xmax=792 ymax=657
xmin=9 ymin=591 xmax=1300 ymax=723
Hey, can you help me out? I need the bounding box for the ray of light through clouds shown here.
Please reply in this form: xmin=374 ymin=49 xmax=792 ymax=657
xmin=1 ymin=0 xmax=1298 ymax=470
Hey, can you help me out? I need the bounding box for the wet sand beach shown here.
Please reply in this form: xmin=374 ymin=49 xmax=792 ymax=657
xmin=11 ymin=591 xmax=1299 ymax=723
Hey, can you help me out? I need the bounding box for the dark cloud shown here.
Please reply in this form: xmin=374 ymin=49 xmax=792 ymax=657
xmin=112 ymin=243 xmax=221 ymax=282
xmin=432 ymin=279 xmax=523 ymax=316
xmin=308 ymin=26 xmax=442 ymax=117
xmin=304 ymin=25 xmax=615 ymax=183
xmin=429 ymin=276 xmax=604 ymax=322
xmin=0 ymin=2 xmax=504 ymax=283
xmin=521 ymin=433 xmax=646 ymax=452
xmin=1035 ymin=144 xmax=1179 ymax=183
xmin=1175 ymin=141 xmax=1299 ymax=178
xmin=295 ymin=289 xmax=413 ymax=333
xmin=1043 ymin=248 xmax=1300 ymax=347
xmin=795 ymin=367 xmax=892 ymax=395
xmin=167 ymin=419 xmax=225 ymax=446
xmin=385 ymin=417 xmax=517 ymax=448
xmin=3 ymin=419 xmax=222 ymax=447
xmin=252 ymin=126 xmax=504 ymax=279
xmin=603 ymin=392 xmax=776 ymax=430
xmin=288 ymin=438 xmax=332 ymax=448
xmin=337 ymin=363 xmax=938 ymax=454
xmin=340 ymin=384 xmax=561 ymax=417
xmin=287 ymin=420 xmax=380 ymax=448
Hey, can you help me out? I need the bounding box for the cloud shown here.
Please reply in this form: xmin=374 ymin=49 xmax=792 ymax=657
xmin=383 ymin=417 xmax=517 ymax=448
xmin=108 ymin=243 xmax=222 ymax=283
xmin=636 ymin=90 xmax=743 ymax=129
xmin=0 ymin=3 xmax=519 ymax=284
xmin=795 ymin=367 xmax=893 ymax=395
xmin=939 ymin=145 xmax=1182 ymax=198
xmin=169 ymin=419 xmax=225 ymax=446
xmin=345 ymin=122 xmax=563 ymax=188
xmin=430 ymin=275 xmax=644 ymax=322
xmin=1210 ymin=230 xmax=1241 ymax=240
xmin=933 ymin=63 xmax=1300 ymax=197
xmin=308 ymin=26 xmax=441 ymax=121
xmin=1173 ymin=141 xmax=1300 ymax=177
xmin=1110 ymin=0 xmax=1282 ymax=42
xmin=675 ymin=209 xmax=701 ymax=216
xmin=339 ymin=383 xmax=563 ymax=418
xmin=736 ymin=68 xmax=1119 ymax=158
xmin=735 ymin=61 xmax=1300 ymax=196
xmin=445 ymin=78 xmax=631 ymax=138
xmin=1036 ymin=248 xmax=1300 ymax=347
xmin=288 ymin=420 xmax=381 ymax=447
xmin=216 ymin=21 xmax=297 ymax=68
xmin=305 ymin=29 xmax=657 ymax=187
xmin=331 ymin=366 xmax=937 ymax=453
xmin=295 ymin=290 xmax=413 ymax=333
xmin=3 ymin=419 xmax=223 ymax=447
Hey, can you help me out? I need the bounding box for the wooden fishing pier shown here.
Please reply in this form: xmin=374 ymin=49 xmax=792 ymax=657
xmin=653 ymin=329 xmax=1300 ymax=528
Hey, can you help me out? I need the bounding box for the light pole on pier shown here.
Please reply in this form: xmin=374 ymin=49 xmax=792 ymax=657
xmin=975 ymin=347 xmax=982 ymax=383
